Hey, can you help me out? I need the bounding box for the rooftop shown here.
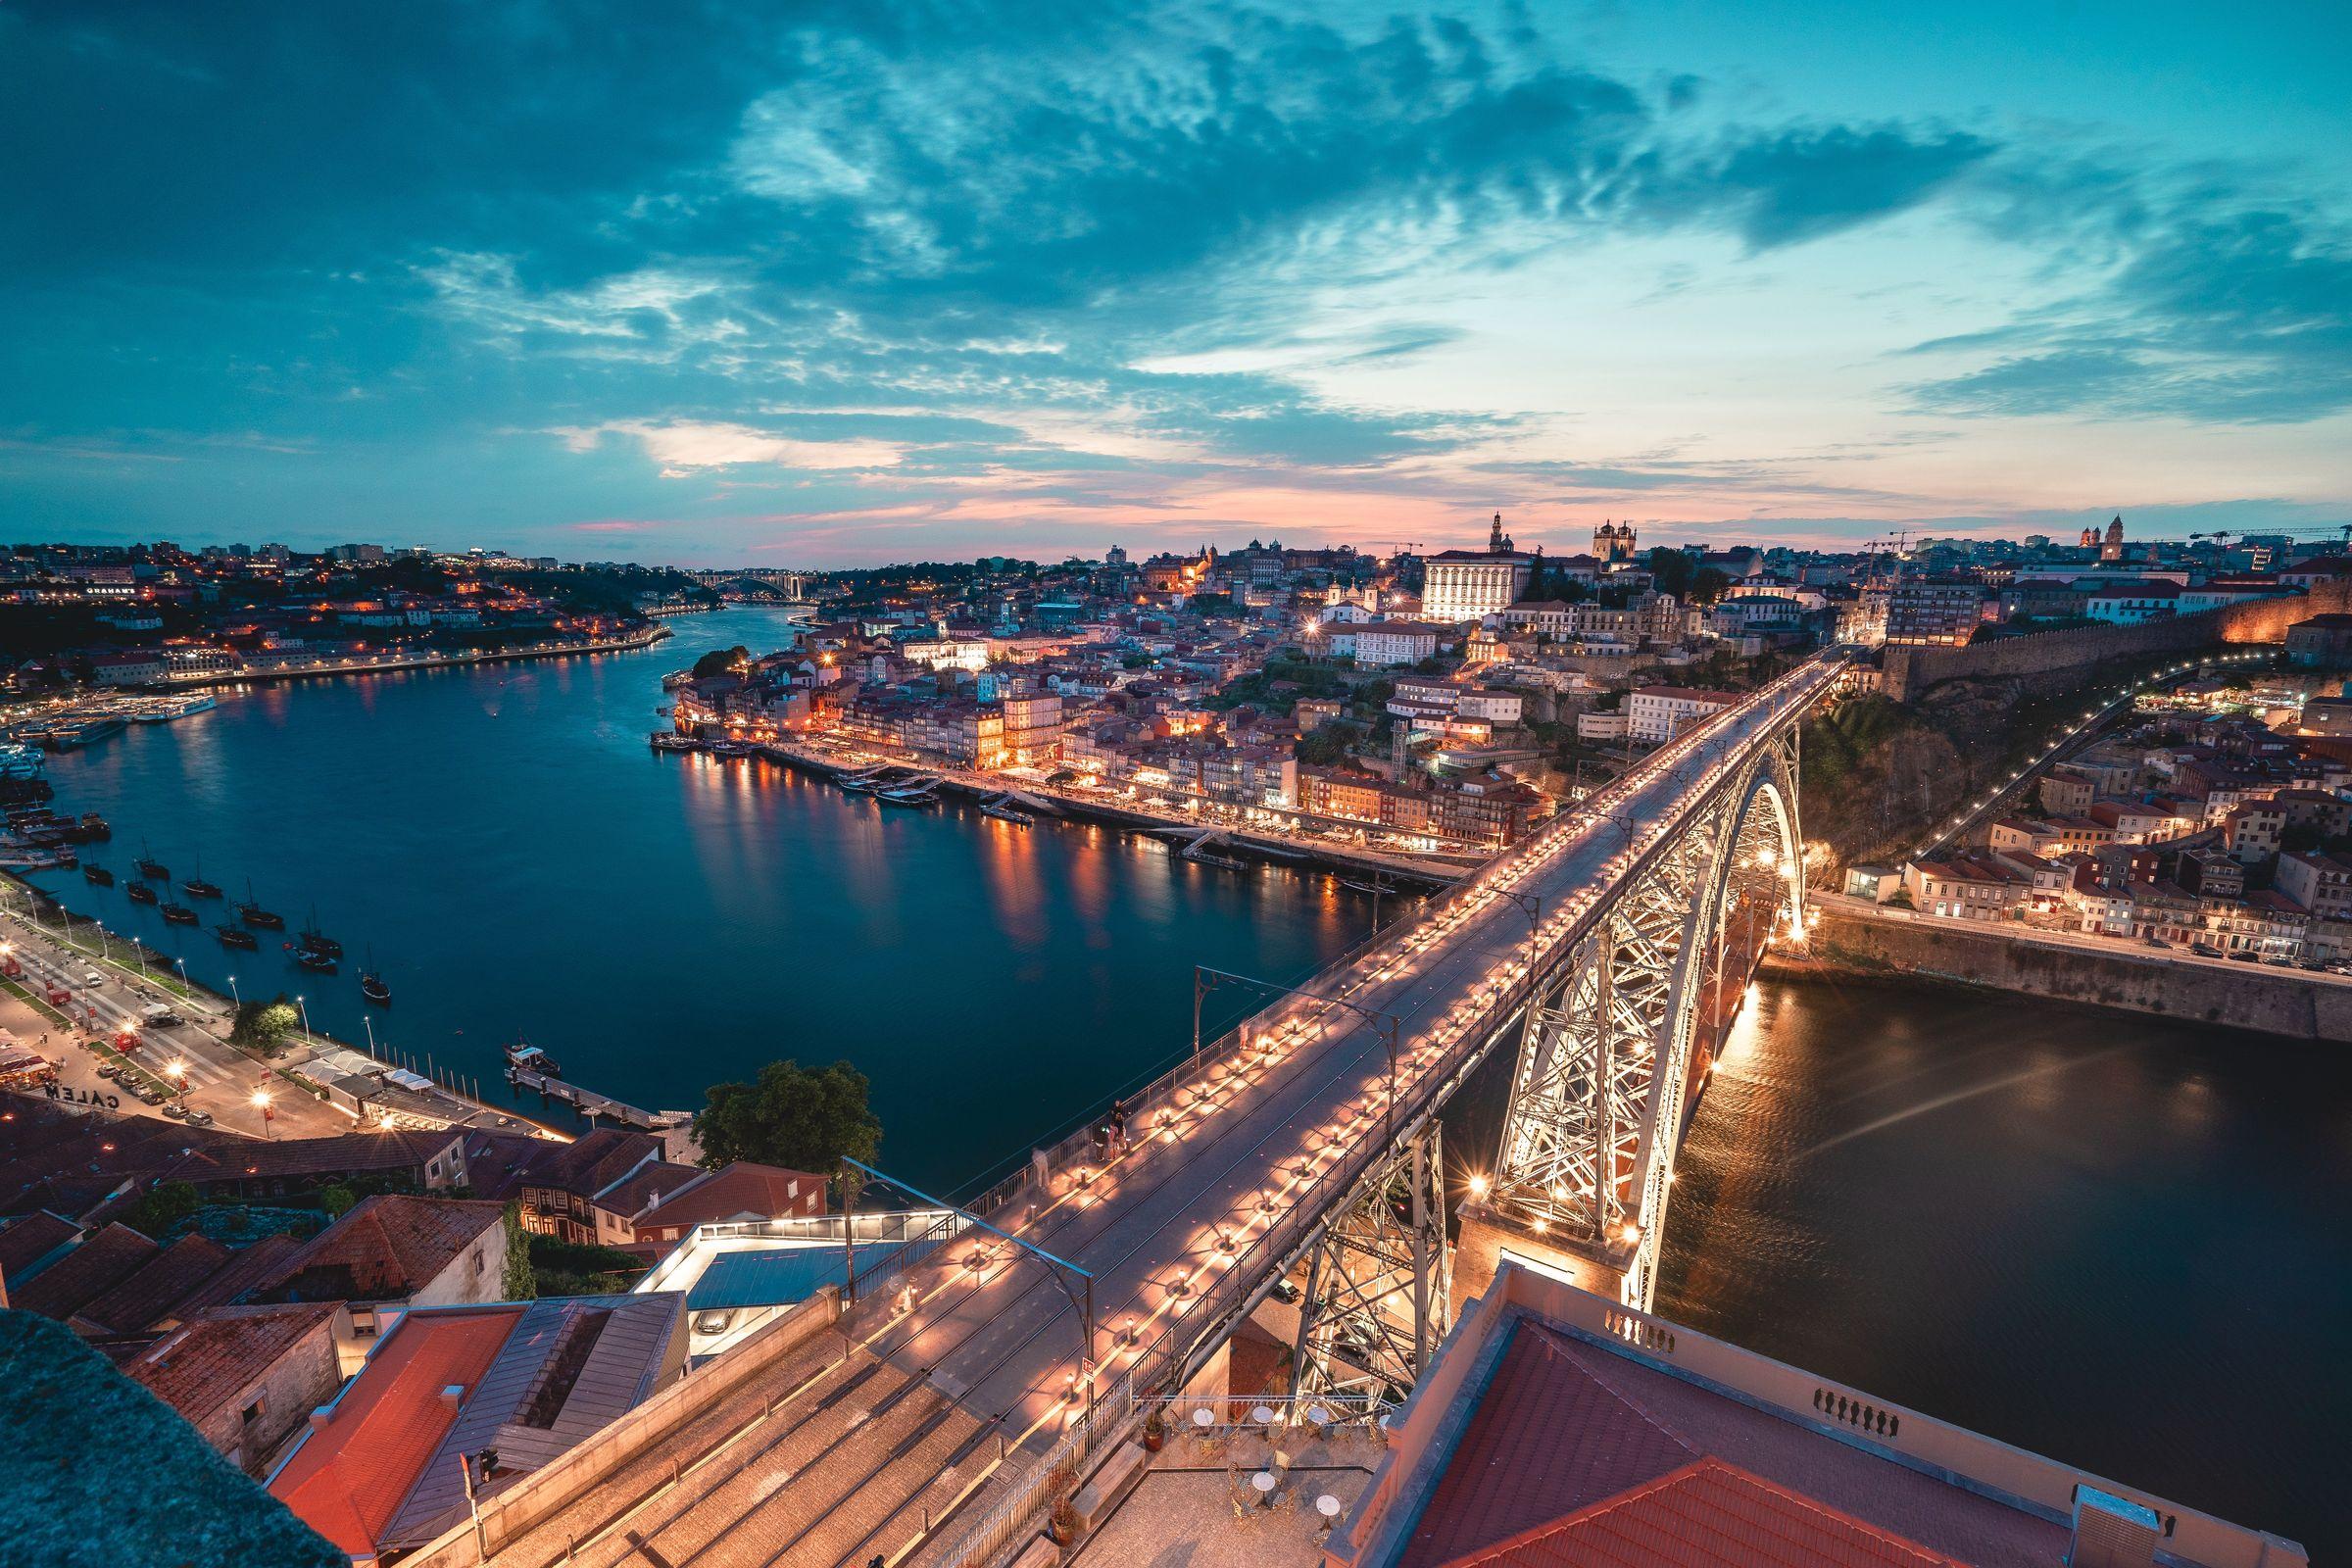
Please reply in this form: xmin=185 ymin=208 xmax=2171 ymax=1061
xmin=127 ymin=1300 xmax=343 ymax=1425
xmin=1340 ymin=1263 xmax=2303 ymax=1568
xmin=253 ymin=1194 xmax=505 ymax=1303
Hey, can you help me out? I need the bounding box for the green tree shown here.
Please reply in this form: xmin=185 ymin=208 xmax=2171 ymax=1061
xmin=230 ymin=995 xmax=302 ymax=1054
xmin=317 ymin=1184 xmax=358 ymax=1219
xmin=501 ymin=1201 xmax=538 ymax=1299
xmin=126 ymin=1180 xmax=201 ymax=1239
xmin=1645 ymin=547 xmax=1693 ymax=600
xmin=1690 ymin=566 xmax=1732 ymax=605
xmin=694 ymin=1058 xmax=882 ymax=1173
xmin=690 ymin=645 xmax=751 ymax=679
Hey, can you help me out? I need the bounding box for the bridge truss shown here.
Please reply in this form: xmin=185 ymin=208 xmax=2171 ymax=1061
xmin=1483 ymin=727 xmax=1807 ymax=1308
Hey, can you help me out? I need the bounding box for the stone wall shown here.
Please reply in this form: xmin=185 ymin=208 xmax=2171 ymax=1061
xmin=1882 ymin=579 xmax=2352 ymax=702
xmin=1769 ymin=906 xmax=2352 ymax=1042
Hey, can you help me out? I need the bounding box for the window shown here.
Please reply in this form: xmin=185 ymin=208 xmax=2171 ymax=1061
xmin=241 ymin=1396 xmax=266 ymax=1426
xmin=470 ymin=1248 xmax=484 ymax=1278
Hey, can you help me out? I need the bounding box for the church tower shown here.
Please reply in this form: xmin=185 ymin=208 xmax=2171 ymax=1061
xmin=1488 ymin=513 xmax=1514 ymax=553
xmin=2101 ymin=515 xmax=2125 ymax=562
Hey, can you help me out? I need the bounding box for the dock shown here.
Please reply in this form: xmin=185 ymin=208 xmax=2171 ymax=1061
xmin=506 ymin=1062 xmax=691 ymax=1135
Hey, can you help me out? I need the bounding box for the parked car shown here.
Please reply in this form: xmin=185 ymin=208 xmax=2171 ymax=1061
xmin=139 ymin=1004 xmax=182 ymax=1028
xmin=184 ymin=1108 xmax=214 ymax=1127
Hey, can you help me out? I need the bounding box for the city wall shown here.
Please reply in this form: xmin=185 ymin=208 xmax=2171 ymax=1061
xmin=1883 ymin=579 xmax=2352 ymax=702
xmin=1766 ymin=906 xmax=2352 ymax=1043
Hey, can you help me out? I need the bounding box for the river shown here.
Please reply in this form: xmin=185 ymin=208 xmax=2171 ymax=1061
xmin=18 ymin=607 xmax=2339 ymax=1554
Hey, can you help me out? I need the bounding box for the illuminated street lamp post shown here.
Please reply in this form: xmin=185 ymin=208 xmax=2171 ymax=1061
xmin=165 ymin=1058 xmax=189 ymax=1107
xmin=251 ymin=1086 xmax=274 ymax=1138
xmin=225 ymin=974 xmax=240 ymax=1007
xmin=295 ymin=994 xmax=313 ymax=1038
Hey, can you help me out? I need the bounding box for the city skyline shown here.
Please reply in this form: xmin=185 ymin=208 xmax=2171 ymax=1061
xmin=4 ymin=1 xmax=2349 ymax=564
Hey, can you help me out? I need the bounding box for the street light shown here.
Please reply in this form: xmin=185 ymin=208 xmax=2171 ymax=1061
xmin=251 ymin=1086 xmax=274 ymax=1137
xmin=295 ymin=994 xmax=312 ymax=1037
xmin=165 ymin=1059 xmax=189 ymax=1104
xmin=225 ymin=974 xmax=240 ymax=1006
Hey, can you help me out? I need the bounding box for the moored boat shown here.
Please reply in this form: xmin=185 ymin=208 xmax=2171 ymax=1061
xmin=506 ymin=1040 xmax=564 ymax=1079
xmin=160 ymin=902 xmax=199 ymax=925
xmin=236 ymin=881 xmax=284 ymax=929
xmin=297 ymin=906 xmax=342 ymax=958
xmin=125 ymin=881 xmax=159 ymax=906
xmin=292 ymin=946 xmax=337 ymax=973
xmin=217 ymin=924 xmax=258 ymax=950
xmin=135 ymin=850 xmax=169 ymax=880
xmin=82 ymin=864 xmax=114 ymax=887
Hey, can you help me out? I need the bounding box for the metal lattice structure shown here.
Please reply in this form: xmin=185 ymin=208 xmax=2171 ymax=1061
xmin=1290 ymin=1123 xmax=1449 ymax=1403
xmin=1485 ymin=730 xmax=1806 ymax=1308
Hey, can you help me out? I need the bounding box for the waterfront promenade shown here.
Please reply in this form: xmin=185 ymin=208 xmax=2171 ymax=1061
xmin=466 ymin=655 xmax=1848 ymax=1568
xmin=743 ymin=733 xmax=1478 ymax=886
xmin=144 ymin=623 xmax=670 ymax=689
xmin=1 ymin=881 xmax=539 ymax=1141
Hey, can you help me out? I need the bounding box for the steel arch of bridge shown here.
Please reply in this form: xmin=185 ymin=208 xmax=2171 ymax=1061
xmin=1485 ymin=730 xmax=1806 ymax=1308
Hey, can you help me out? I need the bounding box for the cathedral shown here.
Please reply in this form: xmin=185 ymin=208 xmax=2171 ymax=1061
xmin=2081 ymin=515 xmax=2125 ymax=561
xmin=1593 ymin=519 xmax=1639 ymax=564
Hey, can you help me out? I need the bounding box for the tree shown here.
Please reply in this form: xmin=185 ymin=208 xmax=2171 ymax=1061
xmin=694 ymin=1058 xmax=882 ymax=1173
xmin=1690 ymin=566 xmax=1732 ymax=606
xmin=690 ymin=645 xmax=751 ymax=679
xmin=126 ymin=1180 xmax=201 ymax=1239
xmin=1295 ymin=725 xmax=1353 ymax=766
xmin=317 ymin=1184 xmax=358 ymax=1219
xmin=1645 ymin=547 xmax=1693 ymax=600
xmin=230 ymin=995 xmax=302 ymax=1054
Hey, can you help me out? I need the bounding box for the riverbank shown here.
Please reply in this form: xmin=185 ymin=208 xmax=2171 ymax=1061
xmin=0 ymin=872 xmax=553 ymax=1140
xmin=129 ymin=624 xmax=672 ymax=691
xmin=738 ymin=734 xmax=1473 ymax=888
xmin=1768 ymin=900 xmax=2352 ymax=1041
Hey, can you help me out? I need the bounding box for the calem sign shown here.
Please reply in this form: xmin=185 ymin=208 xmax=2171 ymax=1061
xmin=46 ymin=1083 xmax=121 ymax=1111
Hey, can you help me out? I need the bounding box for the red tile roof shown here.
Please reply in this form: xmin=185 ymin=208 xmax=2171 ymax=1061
xmin=635 ymin=1161 xmax=827 ymax=1232
xmin=73 ymin=1232 xmax=231 ymax=1335
xmin=258 ymin=1195 xmax=505 ymax=1303
xmin=11 ymin=1221 xmax=157 ymax=1321
xmin=0 ymin=1210 xmax=80 ymax=1280
xmin=1439 ymin=1459 xmax=1964 ymax=1568
xmin=1399 ymin=1321 xmax=1695 ymax=1568
xmin=128 ymin=1301 xmax=341 ymax=1425
xmin=269 ymin=1305 xmax=521 ymax=1557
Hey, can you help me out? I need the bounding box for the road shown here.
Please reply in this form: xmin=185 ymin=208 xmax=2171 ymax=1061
xmin=0 ymin=905 xmax=352 ymax=1138
xmin=488 ymin=653 xmax=1849 ymax=1568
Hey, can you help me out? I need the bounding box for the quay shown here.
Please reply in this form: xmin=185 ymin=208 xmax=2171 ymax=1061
xmin=149 ymin=623 xmax=671 ymax=690
xmin=740 ymin=735 xmax=1474 ymax=888
xmin=505 ymin=1060 xmax=694 ymax=1138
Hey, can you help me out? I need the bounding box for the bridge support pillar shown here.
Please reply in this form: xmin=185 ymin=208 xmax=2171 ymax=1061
xmin=1290 ymin=1122 xmax=1450 ymax=1404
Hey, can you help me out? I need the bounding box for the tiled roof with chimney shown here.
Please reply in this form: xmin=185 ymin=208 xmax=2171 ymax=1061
xmin=522 ymin=1126 xmax=661 ymax=1196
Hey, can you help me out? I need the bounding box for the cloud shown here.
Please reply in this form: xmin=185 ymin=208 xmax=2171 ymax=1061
xmin=556 ymin=419 xmax=904 ymax=475
xmin=1643 ymin=123 xmax=1997 ymax=251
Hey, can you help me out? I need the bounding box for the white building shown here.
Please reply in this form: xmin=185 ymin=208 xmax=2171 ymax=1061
xmin=1354 ymin=619 xmax=1446 ymax=668
xmin=1626 ymin=685 xmax=1739 ymax=744
xmin=1423 ymin=514 xmax=1536 ymax=623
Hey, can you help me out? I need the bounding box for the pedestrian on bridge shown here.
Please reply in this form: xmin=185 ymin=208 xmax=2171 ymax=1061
xmin=1109 ymin=1098 xmax=1129 ymax=1155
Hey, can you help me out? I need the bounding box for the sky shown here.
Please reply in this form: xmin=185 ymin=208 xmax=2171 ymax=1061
xmin=3 ymin=0 xmax=2349 ymax=566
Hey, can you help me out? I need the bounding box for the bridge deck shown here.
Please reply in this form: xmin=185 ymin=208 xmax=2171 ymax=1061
xmin=492 ymin=655 xmax=1846 ymax=1568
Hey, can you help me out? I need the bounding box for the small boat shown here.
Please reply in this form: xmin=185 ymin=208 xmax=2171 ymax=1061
xmin=292 ymin=946 xmax=337 ymax=973
xmin=297 ymin=906 xmax=342 ymax=959
xmin=217 ymin=925 xmax=258 ymax=950
xmin=125 ymin=881 xmax=159 ymax=906
xmin=876 ymin=782 xmax=939 ymax=806
xmin=836 ymin=772 xmax=882 ymax=793
xmin=506 ymin=1040 xmax=563 ymax=1079
xmin=359 ymin=946 xmax=390 ymax=1006
xmin=709 ymin=739 xmax=755 ymax=759
xmin=78 ymin=812 xmax=111 ymax=840
xmin=135 ymin=850 xmax=169 ymax=880
xmin=978 ymin=800 xmax=1035 ymax=826
xmin=647 ymin=732 xmax=700 ymax=753
xmin=1340 ymin=878 xmax=1390 ymax=896
xmin=236 ymin=881 xmax=284 ymax=929
xmin=160 ymin=902 xmax=200 ymax=925
xmin=181 ymin=873 xmax=223 ymax=900
xmin=1185 ymin=851 xmax=1250 ymax=872
xmin=83 ymin=864 xmax=115 ymax=887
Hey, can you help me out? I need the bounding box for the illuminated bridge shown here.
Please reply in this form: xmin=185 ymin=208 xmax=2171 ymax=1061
xmin=455 ymin=651 xmax=1853 ymax=1568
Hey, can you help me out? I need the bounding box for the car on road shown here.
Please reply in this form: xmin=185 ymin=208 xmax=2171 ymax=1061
xmin=2229 ymin=951 xmax=2261 ymax=962
xmin=139 ymin=1004 xmax=182 ymax=1028
xmin=80 ymin=969 xmax=105 ymax=988
xmin=2190 ymin=943 xmax=2223 ymax=957
xmin=184 ymin=1108 xmax=213 ymax=1126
